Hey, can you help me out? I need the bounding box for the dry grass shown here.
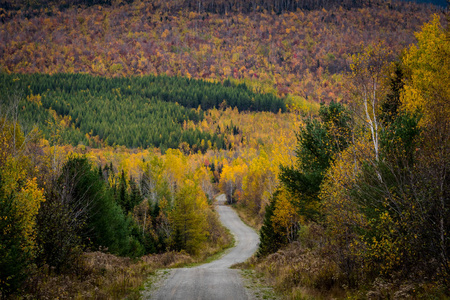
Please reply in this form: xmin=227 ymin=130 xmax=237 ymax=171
xmin=239 ymin=223 xmax=449 ymax=300
xmin=232 ymin=204 xmax=263 ymax=231
xmin=233 ymin=223 xmax=347 ymax=299
xmin=17 ymin=251 xmax=195 ymax=300
xmin=249 ymin=241 xmax=347 ymax=300
xmin=18 ymin=247 xmax=234 ymax=300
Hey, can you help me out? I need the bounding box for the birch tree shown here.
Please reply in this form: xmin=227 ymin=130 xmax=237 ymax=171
xmin=348 ymin=43 xmax=392 ymax=162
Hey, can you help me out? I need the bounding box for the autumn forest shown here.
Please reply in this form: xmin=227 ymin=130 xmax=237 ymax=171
xmin=0 ymin=0 xmax=449 ymax=298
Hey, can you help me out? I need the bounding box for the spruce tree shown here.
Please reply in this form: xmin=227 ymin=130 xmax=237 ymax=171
xmin=257 ymin=192 xmax=287 ymax=256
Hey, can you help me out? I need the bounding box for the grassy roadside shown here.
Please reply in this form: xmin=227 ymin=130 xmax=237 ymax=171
xmin=231 ymin=205 xmax=449 ymax=300
xmin=232 ymin=203 xmax=263 ymax=231
xmin=240 ymin=269 xmax=280 ymax=300
xmin=16 ymin=251 xmax=193 ymax=300
xmin=178 ymin=228 xmax=236 ymax=269
xmin=230 ymin=203 xmax=345 ymax=300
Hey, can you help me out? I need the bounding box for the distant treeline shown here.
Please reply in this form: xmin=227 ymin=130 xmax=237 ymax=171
xmin=154 ymin=0 xmax=448 ymax=13
xmin=0 ymin=73 xmax=285 ymax=151
xmin=166 ymin=0 xmax=370 ymax=14
xmin=1 ymin=0 xmax=445 ymax=17
xmin=406 ymin=0 xmax=447 ymax=7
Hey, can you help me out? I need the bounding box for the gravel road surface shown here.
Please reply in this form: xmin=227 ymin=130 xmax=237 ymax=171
xmin=146 ymin=194 xmax=260 ymax=300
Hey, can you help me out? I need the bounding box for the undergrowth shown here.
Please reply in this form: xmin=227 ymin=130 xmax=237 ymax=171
xmin=11 ymin=208 xmax=233 ymax=300
xmin=16 ymin=251 xmax=192 ymax=300
xmin=237 ymin=223 xmax=448 ymax=299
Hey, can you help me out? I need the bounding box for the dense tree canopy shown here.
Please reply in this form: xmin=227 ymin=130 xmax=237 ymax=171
xmin=0 ymin=73 xmax=285 ymax=151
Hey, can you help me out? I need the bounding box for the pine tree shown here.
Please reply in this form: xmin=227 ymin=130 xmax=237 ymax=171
xmin=257 ymin=191 xmax=287 ymax=256
xmin=129 ymin=175 xmax=142 ymax=211
xmin=0 ymin=188 xmax=28 ymax=296
xmin=280 ymin=101 xmax=351 ymax=221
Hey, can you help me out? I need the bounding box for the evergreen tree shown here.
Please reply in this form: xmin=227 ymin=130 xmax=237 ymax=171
xmin=36 ymin=186 xmax=84 ymax=273
xmin=129 ymin=176 xmax=143 ymax=212
xmin=0 ymin=185 xmax=28 ymax=296
xmin=118 ymin=170 xmax=128 ymax=212
xmin=380 ymin=61 xmax=404 ymax=126
xmin=257 ymin=191 xmax=288 ymax=257
xmin=59 ymin=157 xmax=142 ymax=256
xmin=280 ymin=101 xmax=351 ymax=221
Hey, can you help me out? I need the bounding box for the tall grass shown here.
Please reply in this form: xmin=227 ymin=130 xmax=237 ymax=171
xmin=16 ymin=251 xmax=191 ymax=300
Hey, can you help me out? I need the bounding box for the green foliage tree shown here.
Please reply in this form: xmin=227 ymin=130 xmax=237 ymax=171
xmin=36 ymin=186 xmax=84 ymax=273
xmin=118 ymin=170 xmax=129 ymax=212
xmin=58 ymin=156 xmax=143 ymax=256
xmin=279 ymin=101 xmax=351 ymax=221
xmin=0 ymin=182 xmax=28 ymax=296
xmin=379 ymin=61 xmax=404 ymax=126
xmin=350 ymin=112 xmax=423 ymax=276
xmin=257 ymin=190 xmax=288 ymax=257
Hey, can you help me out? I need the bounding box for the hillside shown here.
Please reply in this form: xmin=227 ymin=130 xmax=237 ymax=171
xmin=1 ymin=73 xmax=284 ymax=150
xmin=0 ymin=0 xmax=441 ymax=104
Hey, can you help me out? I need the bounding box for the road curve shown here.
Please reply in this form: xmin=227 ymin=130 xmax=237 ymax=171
xmin=146 ymin=194 xmax=260 ymax=300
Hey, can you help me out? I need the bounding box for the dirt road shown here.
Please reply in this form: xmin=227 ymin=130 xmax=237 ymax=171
xmin=146 ymin=194 xmax=260 ymax=300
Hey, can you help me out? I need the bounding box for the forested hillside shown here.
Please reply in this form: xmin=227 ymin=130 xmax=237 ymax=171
xmin=0 ymin=0 xmax=441 ymax=103
xmin=410 ymin=0 xmax=447 ymax=6
xmin=1 ymin=73 xmax=284 ymax=150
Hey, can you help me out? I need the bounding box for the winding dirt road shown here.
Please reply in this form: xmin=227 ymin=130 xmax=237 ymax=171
xmin=147 ymin=194 xmax=260 ymax=300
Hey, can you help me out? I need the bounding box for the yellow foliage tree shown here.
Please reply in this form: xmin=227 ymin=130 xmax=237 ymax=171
xmin=1 ymin=157 xmax=45 ymax=254
xmin=1 ymin=119 xmax=45 ymax=293
xmin=170 ymin=179 xmax=208 ymax=255
xmin=242 ymin=149 xmax=277 ymax=218
xmin=402 ymin=15 xmax=450 ymax=128
xmin=271 ymin=188 xmax=299 ymax=243
xmin=219 ymin=158 xmax=248 ymax=204
xmin=348 ymin=42 xmax=391 ymax=161
xmin=163 ymin=149 xmax=188 ymax=202
xmin=401 ymin=15 xmax=450 ymax=279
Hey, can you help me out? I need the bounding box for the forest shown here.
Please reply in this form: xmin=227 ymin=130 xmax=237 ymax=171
xmin=0 ymin=114 xmax=235 ymax=298
xmin=0 ymin=0 xmax=449 ymax=298
xmin=0 ymin=73 xmax=284 ymax=151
